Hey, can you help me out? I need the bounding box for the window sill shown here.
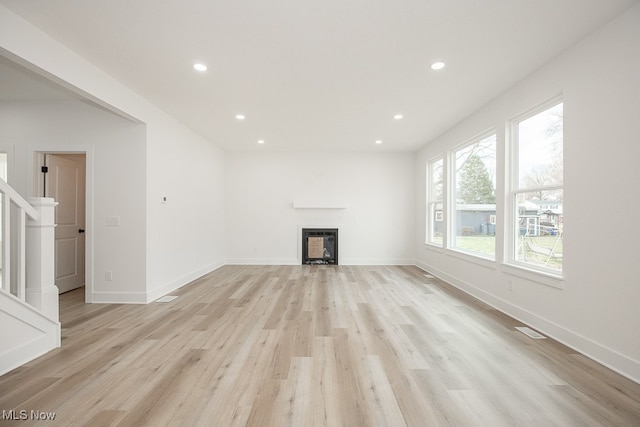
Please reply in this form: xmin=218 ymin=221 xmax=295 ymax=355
xmin=446 ymin=248 xmax=496 ymax=269
xmin=424 ymin=242 xmax=444 ymax=251
xmin=501 ymin=263 xmax=564 ymax=289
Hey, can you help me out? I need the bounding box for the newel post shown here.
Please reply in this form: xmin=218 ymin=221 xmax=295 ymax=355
xmin=25 ymin=197 xmax=59 ymax=322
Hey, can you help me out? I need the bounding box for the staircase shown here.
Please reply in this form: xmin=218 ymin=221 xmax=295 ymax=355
xmin=0 ymin=178 xmax=60 ymax=375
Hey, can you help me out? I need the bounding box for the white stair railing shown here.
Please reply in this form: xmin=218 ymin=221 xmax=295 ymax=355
xmin=0 ymin=178 xmax=58 ymax=321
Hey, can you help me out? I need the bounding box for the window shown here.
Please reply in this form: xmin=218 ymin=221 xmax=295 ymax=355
xmin=0 ymin=153 xmax=6 ymax=181
xmin=427 ymin=157 xmax=444 ymax=246
xmin=511 ymin=101 xmax=563 ymax=273
xmin=452 ymin=133 xmax=497 ymax=258
xmin=0 ymin=153 xmax=6 ymax=270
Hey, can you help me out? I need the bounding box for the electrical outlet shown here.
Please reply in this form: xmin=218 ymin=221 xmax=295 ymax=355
xmin=105 ymin=271 xmax=113 ymax=281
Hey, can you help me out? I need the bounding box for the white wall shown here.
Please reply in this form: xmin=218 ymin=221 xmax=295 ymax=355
xmin=146 ymin=117 xmax=226 ymax=300
xmin=226 ymin=151 xmax=415 ymax=265
xmin=415 ymin=4 xmax=640 ymax=382
xmin=1 ymin=5 xmax=226 ymax=303
xmin=0 ymin=100 xmax=147 ymax=301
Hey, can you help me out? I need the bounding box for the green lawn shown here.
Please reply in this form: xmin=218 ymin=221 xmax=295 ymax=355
xmin=452 ymin=234 xmax=563 ymax=270
xmin=454 ymin=235 xmax=496 ymax=256
xmin=517 ymin=234 xmax=563 ymax=270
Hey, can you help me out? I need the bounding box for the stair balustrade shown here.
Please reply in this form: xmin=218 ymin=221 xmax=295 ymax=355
xmin=0 ymin=178 xmax=58 ymax=321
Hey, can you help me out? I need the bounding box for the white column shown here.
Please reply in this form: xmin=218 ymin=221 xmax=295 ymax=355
xmin=25 ymin=197 xmax=59 ymax=322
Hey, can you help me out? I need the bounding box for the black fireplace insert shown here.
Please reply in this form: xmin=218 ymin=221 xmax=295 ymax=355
xmin=302 ymin=228 xmax=338 ymax=265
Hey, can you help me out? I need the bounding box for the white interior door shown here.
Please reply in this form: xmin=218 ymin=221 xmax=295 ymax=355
xmin=45 ymin=154 xmax=86 ymax=294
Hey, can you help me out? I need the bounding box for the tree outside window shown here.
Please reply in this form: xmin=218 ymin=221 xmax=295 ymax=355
xmin=453 ymin=133 xmax=497 ymax=257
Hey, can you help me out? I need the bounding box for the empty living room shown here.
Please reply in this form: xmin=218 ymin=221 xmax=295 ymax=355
xmin=1 ymin=1 xmax=640 ymax=426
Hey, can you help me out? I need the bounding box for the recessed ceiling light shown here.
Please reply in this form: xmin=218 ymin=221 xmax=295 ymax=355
xmin=257 ymin=140 xmax=265 ymax=144
xmin=430 ymin=61 xmax=445 ymax=70
xmin=375 ymin=140 xmax=383 ymax=145
xmin=393 ymin=114 xmax=403 ymax=120
xmin=193 ymin=63 xmax=208 ymax=72
xmin=235 ymin=114 xmax=245 ymax=120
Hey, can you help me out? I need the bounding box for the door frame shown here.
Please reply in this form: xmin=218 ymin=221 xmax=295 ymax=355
xmin=30 ymin=146 xmax=94 ymax=304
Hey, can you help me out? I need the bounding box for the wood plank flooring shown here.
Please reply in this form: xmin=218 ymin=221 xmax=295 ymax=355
xmin=1 ymin=265 xmax=640 ymax=426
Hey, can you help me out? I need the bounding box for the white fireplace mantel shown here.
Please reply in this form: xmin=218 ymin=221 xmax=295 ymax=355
xmin=292 ymin=202 xmax=347 ymax=209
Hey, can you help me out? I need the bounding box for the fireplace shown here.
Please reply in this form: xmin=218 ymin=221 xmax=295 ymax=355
xmin=302 ymin=228 xmax=338 ymax=265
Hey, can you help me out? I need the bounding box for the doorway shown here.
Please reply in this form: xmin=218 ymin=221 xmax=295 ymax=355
xmin=37 ymin=153 xmax=86 ymax=294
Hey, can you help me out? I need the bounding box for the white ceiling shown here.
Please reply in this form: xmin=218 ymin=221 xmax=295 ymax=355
xmin=1 ymin=0 xmax=637 ymax=151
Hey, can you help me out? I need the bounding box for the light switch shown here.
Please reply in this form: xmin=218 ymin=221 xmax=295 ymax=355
xmin=106 ymin=216 xmax=120 ymax=226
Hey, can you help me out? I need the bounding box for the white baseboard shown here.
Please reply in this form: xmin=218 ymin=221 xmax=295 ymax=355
xmin=89 ymin=291 xmax=148 ymax=304
xmin=0 ymin=334 xmax=59 ymax=376
xmin=414 ymin=259 xmax=640 ymax=385
xmin=146 ymin=260 xmax=225 ymax=302
xmin=342 ymin=258 xmax=415 ymax=266
xmin=89 ymin=261 xmax=226 ymax=304
xmin=0 ymin=291 xmax=60 ymax=376
xmin=225 ymin=258 xmax=299 ymax=265
xmin=224 ymin=258 xmax=415 ymax=266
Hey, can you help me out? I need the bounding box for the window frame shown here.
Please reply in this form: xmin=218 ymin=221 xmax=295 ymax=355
xmin=426 ymin=156 xmax=444 ymax=247
xmin=507 ymin=97 xmax=564 ymax=279
xmin=449 ymin=130 xmax=498 ymax=260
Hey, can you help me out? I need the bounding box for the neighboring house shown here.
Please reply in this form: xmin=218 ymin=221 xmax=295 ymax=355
xmin=455 ymin=204 xmax=497 ymax=236
xmin=519 ymin=200 xmax=563 ymax=236
xmin=450 ymin=201 xmax=564 ymax=237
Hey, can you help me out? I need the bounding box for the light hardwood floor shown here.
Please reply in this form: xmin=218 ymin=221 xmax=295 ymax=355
xmin=1 ymin=265 xmax=640 ymax=426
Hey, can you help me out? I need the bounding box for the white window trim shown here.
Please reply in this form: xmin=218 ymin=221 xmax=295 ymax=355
xmin=506 ymin=96 xmax=564 ymax=279
xmin=449 ymin=130 xmax=497 ymax=260
xmin=426 ymin=156 xmax=445 ymax=247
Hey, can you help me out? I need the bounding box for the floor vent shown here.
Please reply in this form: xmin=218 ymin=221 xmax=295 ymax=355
xmin=156 ymin=295 xmax=178 ymax=303
xmin=515 ymin=326 xmax=546 ymax=339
